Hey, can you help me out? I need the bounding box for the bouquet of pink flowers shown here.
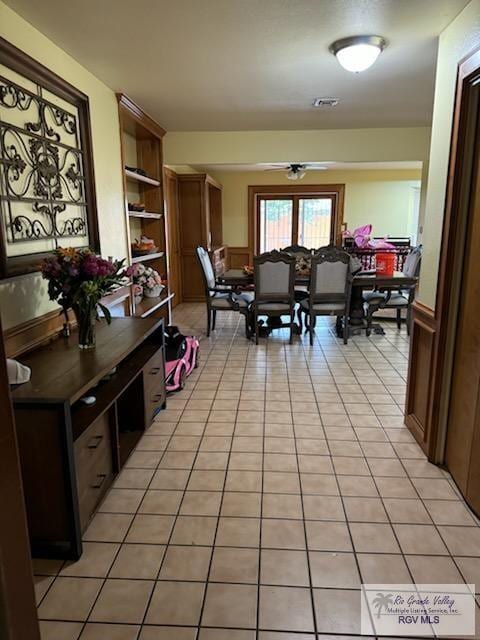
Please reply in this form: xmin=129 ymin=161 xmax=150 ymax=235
xmin=126 ymin=263 xmax=164 ymax=299
xmin=41 ymin=247 xmax=125 ymax=348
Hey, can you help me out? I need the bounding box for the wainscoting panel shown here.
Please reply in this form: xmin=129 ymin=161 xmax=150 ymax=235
xmin=405 ymin=301 xmax=437 ymax=456
xmin=228 ymin=247 xmax=251 ymax=269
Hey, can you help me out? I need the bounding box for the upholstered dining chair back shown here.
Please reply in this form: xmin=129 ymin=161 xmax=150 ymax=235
xmin=281 ymin=244 xmax=312 ymax=258
xmin=402 ymin=245 xmax=423 ymax=278
xmin=254 ymin=250 xmax=296 ymax=302
xmin=310 ymin=246 xmax=351 ymax=303
xmin=196 ymin=246 xmax=216 ymax=292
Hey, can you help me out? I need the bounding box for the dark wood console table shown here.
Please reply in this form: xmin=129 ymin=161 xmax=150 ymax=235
xmin=11 ymin=317 xmax=166 ymax=560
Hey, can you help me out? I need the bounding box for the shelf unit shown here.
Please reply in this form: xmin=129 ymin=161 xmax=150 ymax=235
xmin=125 ymin=168 xmax=161 ymax=187
xmin=135 ymin=293 xmax=175 ymax=319
xmin=128 ymin=211 xmax=163 ymax=220
xmin=117 ymin=93 xmax=172 ymax=322
xmin=131 ymin=252 xmax=165 ymax=264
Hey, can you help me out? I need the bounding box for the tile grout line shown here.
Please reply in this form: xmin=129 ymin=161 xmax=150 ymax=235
xmin=288 ymin=339 xmax=320 ymax=640
xmin=195 ymin=317 xmax=251 ymax=638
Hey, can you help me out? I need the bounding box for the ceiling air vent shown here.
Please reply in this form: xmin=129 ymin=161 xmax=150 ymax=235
xmin=312 ymin=97 xmax=339 ymax=107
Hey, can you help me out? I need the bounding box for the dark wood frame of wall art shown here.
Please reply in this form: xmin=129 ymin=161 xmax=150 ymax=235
xmin=0 ymin=37 xmax=99 ymax=278
xmin=405 ymin=46 xmax=480 ymax=461
xmin=248 ymin=183 xmax=345 ymax=261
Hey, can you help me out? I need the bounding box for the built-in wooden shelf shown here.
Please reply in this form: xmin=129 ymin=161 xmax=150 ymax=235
xmin=125 ymin=168 xmax=161 ymax=187
xmin=118 ymin=92 xmax=171 ymax=323
xmin=131 ymin=252 xmax=165 ymax=264
xmin=135 ymin=293 xmax=175 ymax=318
xmin=128 ymin=211 xmax=163 ymax=220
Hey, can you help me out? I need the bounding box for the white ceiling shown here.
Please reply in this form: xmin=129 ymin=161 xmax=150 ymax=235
xmin=5 ymin=0 xmax=469 ymax=131
xmin=192 ymin=161 xmax=423 ymax=172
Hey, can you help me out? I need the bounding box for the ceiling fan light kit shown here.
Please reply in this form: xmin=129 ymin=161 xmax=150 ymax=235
xmin=329 ymin=35 xmax=387 ymax=73
xmin=264 ymin=163 xmax=329 ymax=180
xmin=287 ymin=167 xmax=306 ymax=180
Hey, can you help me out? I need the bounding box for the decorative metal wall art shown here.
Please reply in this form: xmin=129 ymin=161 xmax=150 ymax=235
xmin=0 ymin=37 xmax=99 ymax=278
xmin=0 ymin=76 xmax=88 ymax=243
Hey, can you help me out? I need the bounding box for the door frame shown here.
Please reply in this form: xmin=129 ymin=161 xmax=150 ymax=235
xmin=248 ymin=184 xmax=345 ymax=260
xmin=164 ymin=167 xmax=182 ymax=306
xmin=421 ymin=46 xmax=480 ymax=462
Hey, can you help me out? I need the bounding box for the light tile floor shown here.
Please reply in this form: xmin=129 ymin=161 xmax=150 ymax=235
xmin=35 ymin=304 xmax=480 ymax=640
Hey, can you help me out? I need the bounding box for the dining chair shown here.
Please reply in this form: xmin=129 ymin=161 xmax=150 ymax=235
xmin=281 ymin=244 xmax=313 ymax=332
xmin=298 ymin=246 xmax=352 ymax=345
xmin=281 ymin=244 xmax=312 ymax=258
xmin=196 ymin=246 xmax=253 ymax=337
xmin=252 ymin=250 xmax=296 ymax=345
xmin=363 ymin=245 xmax=422 ymax=335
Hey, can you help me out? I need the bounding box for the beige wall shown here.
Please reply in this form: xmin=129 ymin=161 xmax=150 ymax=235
xmin=209 ymin=169 xmax=422 ymax=247
xmin=164 ymin=127 xmax=431 ymax=166
xmin=0 ymin=1 xmax=126 ymax=329
xmin=418 ymin=0 xmax=480 ymax=308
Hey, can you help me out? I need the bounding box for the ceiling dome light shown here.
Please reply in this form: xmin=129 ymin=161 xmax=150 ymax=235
xmin=329 ymin=35 xmax=386 ymax=73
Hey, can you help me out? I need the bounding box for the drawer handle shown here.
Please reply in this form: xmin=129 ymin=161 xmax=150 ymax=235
xmin=149 ymin=367 xmax=161 ymax=375
xmin=87 ymin=435 xmax=103 ymax=449
xmin=91 ymin=473 xmax=107 ymax=489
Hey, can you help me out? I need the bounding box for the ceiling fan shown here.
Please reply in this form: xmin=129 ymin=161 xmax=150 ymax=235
xmin=263 ymin=163 xmax=329 ymax=180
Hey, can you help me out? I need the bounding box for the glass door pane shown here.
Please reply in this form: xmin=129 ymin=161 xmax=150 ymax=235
xmin=298 ymin=198 xmax=333 ymax=249
xmin=259 ymin=198 xmax=293 ymax=252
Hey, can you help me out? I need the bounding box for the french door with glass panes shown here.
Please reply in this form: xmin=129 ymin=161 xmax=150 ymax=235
xmin=257 ymin=194 xmax=337 ymax=253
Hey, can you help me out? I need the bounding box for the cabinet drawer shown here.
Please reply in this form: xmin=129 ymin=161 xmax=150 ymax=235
xmin=74 ymin=412 xmax=113 ymax=531
xmin=145 ymin=391 xmax=166 ymax=425
xmin=144 ymin=348 xmax=165 ymax=395
xmin=144 ymin=348 xmax=166 ymax=426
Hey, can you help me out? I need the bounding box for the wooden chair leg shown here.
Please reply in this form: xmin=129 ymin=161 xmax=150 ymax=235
xmin=206 ymin=307 xmax=212 ymax=336
xmin=309 ymin=314 xmax=314 ymax=346
xmin=244 ymin=313 xmax=250 ymax=339
xmin=212 ymin=310 xmax=217 ymax=331
xmin=289 ymin=310 xmax=294 ymax=345
xmin=396 ymin=308 xmax=402 ymax=330
xmin=255 ymin=312 xmax=259 ymax=345
xmin=343 ymin=314 xmax=348 ymax=345
xmin=365 ymin=305 xmax=373 ymax=337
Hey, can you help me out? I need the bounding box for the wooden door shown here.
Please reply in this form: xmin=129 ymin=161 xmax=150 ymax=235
xmin=444 ymin=53 xmax=480 ymax=514
xmin=178 ymin=175 xmax=208 ymax=301
xmin=208 ymin=182 xmax=223 ymax=247
xmin=164 ymin=168 xmax=182 ymax=307
xmin=0 ymin=317 xmax=40 ymax=640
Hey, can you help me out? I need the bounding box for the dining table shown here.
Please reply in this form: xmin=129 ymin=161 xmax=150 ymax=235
xmin=217 ymin=268 xmax=418 ymax=337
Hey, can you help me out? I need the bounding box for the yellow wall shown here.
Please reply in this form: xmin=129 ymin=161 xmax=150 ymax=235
xmin=164 ymin=128 xmax=431 ymax=166
xmin=209 ymin=169 xmax=422 ymax=247
xmin=0 ymin=1 xmax=126 ymax=329
xmin=418 ymin=0 xmax=480 ymax=308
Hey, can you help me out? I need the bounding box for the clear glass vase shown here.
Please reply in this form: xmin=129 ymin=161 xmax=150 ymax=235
xmin=72 ymin=302 xmax=97 ymax=350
